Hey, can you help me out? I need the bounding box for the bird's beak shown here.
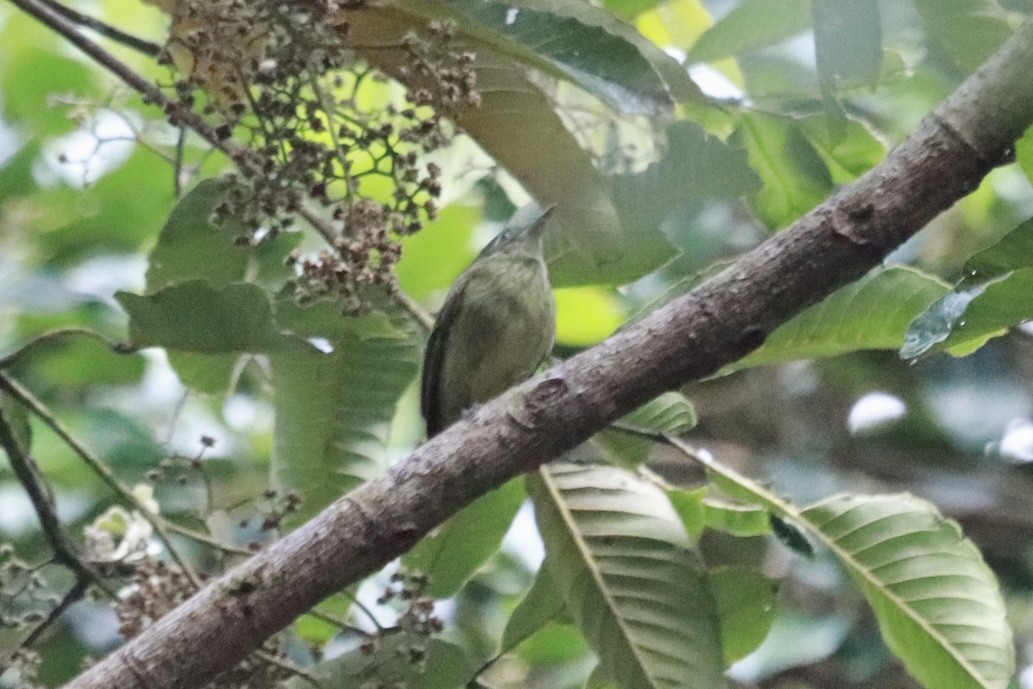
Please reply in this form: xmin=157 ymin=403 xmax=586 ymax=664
xmin=527 ymin=203 xmax=556 ymax=239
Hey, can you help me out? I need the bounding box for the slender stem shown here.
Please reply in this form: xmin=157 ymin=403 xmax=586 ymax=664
xmin=0 ymin=327 xmax=135 ymax=369
xmin=7 ymin=0 xmax=241 ymax=158
xmin=20 ymin=579 xmax=89 ymax=649
xmin=390 ymin=284 xmax=434 ymax=331
xmin=36 ymin=0 xmax=162 ymax=57
xmin=0 ymin=407 xmax=116 ymax=598
xmin=0 ymin=373 xmax=202 ymax=587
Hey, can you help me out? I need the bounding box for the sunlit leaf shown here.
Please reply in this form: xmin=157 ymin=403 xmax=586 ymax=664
xmin=734 ymin=111 xmax=832 ymax=229
xmin=730 ymin=266 xmax=948 ymax=371
xmin=687 ymin=0 xmax=810 ymax=62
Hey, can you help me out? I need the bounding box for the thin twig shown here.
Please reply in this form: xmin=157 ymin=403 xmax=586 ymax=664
xmin=8 ymin=0 xmax=240 ymax=158
xmin=161 ymin=521 xmax=255 ymax=556
xmin=390 ymin=284 xmax=434 ymax=331
xmin=253 ymin=650 xmax=321 ymax=687
xmin=0 ymin=327 xmax=135 ymax=369
xmin=37 ymin=0 xmax=162 ymax=56
xmin=20 ymin=579 xmax=89 ymax=649
xmin=0 ymin=407 xmax=116 ymax=598
xmin=0 ymin=372 xmax=202 ymax=588
xmin=303 ymin=606 xmax=367 ymax=636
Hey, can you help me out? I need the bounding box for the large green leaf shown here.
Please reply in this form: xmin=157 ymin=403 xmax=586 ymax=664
xmin=803 ymin=495 xmax=1014 ymax=689
xmin=687 ymin=0 xmax=811 ymax=62
xmin=912 ymin=0 xmax=1012 ymax=71
xmin=596 ymin=391 xmax=698 ymax=468
xmin=902 ymin=268 xmax=1033 ymax=359
xmin=116 ymin=281 xmax=298 ymax=353
xmin=340 ymin=3 xmax=690 ymax=286
xmin=797 ymin=114 xmax=887 ymax=184
xmin=734 ymin=111 xmax=832 ymax=229
xmin=729 ymin=266 xmax=948 ymax=371
xmin=529 ymin=463 xmax=725 ymax=689
xmin=812 ymin=0 xmax=883 ymax=88
xmin=500 ymin=561 xmax=568 ymax=653
xmin=271 ymin=297 xmax=421 ymax=520
xmin=145 ymin=179 xmax=248 ymax=291
xmin=964 ymin=216 xmax=1033 ymax=278
xmin=418 ymin=0 xmax=676 ymax=116
xmin=902 ymin=218 xmax=1033 ymax=359
xmin=404 ymin=478 xmax=525 ymax=597
xmin=694 ymin=446 xmax=1015 ymax=689
xmin=707 ymin=566 xmax=777 ymax=665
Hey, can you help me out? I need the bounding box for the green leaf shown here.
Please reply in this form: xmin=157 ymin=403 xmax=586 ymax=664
xmin=734 ymin=111 xmax=832 ymax=229
xmin=42 ymin=152 xmax=176 ymax=264
xmin=285 ymin=637 xmax=474 ymax=689
xmin=116 ymin=281 xmax=296 ymax=353
xmin=812 ymin=0 xmax=883 ymax=88
xmin=404 ymin=479 xmax=525 ymax=597
xmin=1 ymin=48 xmax=96 ymax=135
xmin=515 ymin=622 xmax=592 ymax=665
xmin=730 ymin=266 xmax=949 ymax=371
xmin=912 ymin=0 xmax=1012 ymax=71
xmin=611 ymin=121 xmax=761 ymax=240
xmin=902 ymin=268 xmax=1033 ymax=359
xmin=434 ymin=0 xmax=676 ymax=116
xmin=596 ymin=391 xmax=697 ymax=467
xmin=964 ymin=216 xmax=1033 ymax=278
xmin=687 ymin=0 xmax=811 ymax=62
xmin=797 ymin=114 xmax=888 ymax=184
xmin=708 ymin=566 xmax=778 ymax=665
xmin=902 ymin=217 xmax=1033 ymax=359
xmin=145 ymin=179 xmax=248 ymax=291
xmin=623 ymin=391 xmax=698 ymax=435
xmin=501 ymin=561 xmax=567 ymax=653
xmin=271 ymin=298 xmax=421 ymax=520
xmin=530 ymin=463 xmax=725 ymax=689
xmin=340 ymin=4 xmax=687 ymax=287
xmin=0 ymin=389 xmax=33 ymax=453
xmin=702 ymin=497 xmax=772 ymax=538
xmin=802 ymin=494 xmax=1014 ymax=689
xmin=665 ymin=486 xmax=706 ymax=539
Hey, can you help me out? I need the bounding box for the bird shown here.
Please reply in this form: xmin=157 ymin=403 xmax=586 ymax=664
xmin=421 ymin=203 xmax=556 ymax=437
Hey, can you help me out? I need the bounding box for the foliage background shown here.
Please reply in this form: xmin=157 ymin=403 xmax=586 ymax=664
xmin=2 ymin=1 xmax=1033 ymax=688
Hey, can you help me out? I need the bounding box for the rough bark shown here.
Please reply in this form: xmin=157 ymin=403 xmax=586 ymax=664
xmin=65 ymin=20 xmax=1033 ymax=689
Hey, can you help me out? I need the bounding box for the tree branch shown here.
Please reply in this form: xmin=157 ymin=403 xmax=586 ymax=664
xmin=63 ymin=20 xmax=1033 ymax=689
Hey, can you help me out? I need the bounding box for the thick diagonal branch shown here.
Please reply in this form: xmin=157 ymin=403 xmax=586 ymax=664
xmin=65 ymin=21 xmax=1033 ymax=689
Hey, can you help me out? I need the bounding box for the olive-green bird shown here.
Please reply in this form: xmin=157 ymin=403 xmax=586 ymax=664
xmin=421 ymin=203 xmax=556 ymax=437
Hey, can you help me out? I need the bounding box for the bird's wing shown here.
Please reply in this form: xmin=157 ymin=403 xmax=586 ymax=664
xmin=421 ymin=279 xmax=466 ymax=437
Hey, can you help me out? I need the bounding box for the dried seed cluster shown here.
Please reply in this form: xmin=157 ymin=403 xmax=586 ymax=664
xmin=113 ymin=560 xmax=197 ymax=639
xmin=357 ymin=568 xmax=443 ymax=686
xmin=154 ymin=0 xmax=480 ymax=313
